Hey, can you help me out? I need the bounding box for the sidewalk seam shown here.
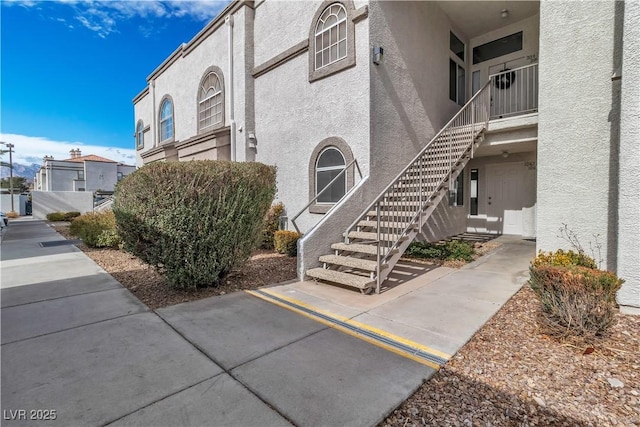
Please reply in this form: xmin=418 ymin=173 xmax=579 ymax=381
xmin=153 ymin=309 xmax=315 ymax=427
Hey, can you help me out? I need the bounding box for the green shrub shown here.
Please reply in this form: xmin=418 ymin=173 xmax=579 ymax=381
xmin=69 ymin=211 xmax=121 ymax=248
xmin=274 ymin=230 xmax=300 ymax=257
xmin=405 ymin=240 xmax=474 ymax=262
xmin=63 ymin=211 xmax=81 ymax=221
xmin=114 ymin=160 xmax=276 ymax=289
xmin=532 ymin=249 xmax=597 ymax=269
xmin=260 ymin=202 xmax=285 ymax=249
xmin=529 ymin=264 xmax=623 ymax=338
xmin=46 ymin=212 xmax=66 ymax=221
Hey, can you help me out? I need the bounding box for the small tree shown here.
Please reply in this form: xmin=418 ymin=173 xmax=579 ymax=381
xmin=0 ymin=177 xmax=29 ymax=193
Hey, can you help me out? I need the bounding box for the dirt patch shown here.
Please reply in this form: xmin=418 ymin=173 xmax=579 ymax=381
xmin=53 ymin=225 xmax=296 ymax=310
xmin=381 ymin=286 xmax=640 ymax=427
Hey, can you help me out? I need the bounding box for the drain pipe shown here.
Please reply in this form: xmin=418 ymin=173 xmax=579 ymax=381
xmin=151 ymin=79 xmax=157 ymax=148
xmin=226 ymin=14 xmax=236 ymax=161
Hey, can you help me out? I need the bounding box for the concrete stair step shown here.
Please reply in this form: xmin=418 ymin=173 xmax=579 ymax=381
xmin=306 ymin=268 xmax=374 ymax=290
xmin=331 ymin=242 xmax=398 ymax=256
xmin=344 ymin=231 xmax=406 ymax=242
xmin=319 ymin=254 xmax=385 ymax=272
xmin=357 ymin=220 xmax=418 ymax=229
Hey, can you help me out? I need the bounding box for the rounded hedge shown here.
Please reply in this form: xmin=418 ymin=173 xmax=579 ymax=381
xmin=113 ymin=161 xmax=276 ymax=289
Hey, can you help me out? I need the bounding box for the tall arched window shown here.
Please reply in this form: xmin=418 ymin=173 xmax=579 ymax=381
xmin=314 ymin=3 xmax=347 ymax=70
xmin=308 ymin=0 xmax=358 ymax=82
xmin=135 ymin=120 xmax=144 ymax=149
xmin=316 ymin=147 xmax=346 ymax=203
xmin=159 ymin=96 xmax=174 ymax=143
xmin=198 ymin=68 xmax=224 ymax=133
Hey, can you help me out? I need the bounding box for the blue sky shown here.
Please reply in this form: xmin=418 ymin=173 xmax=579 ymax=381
xmin=1 ymin=0 xmax=229 ymax=165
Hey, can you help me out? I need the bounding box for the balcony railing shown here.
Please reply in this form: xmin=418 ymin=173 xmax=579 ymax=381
xmin=489 ymin=63 xmax=538 ymax=119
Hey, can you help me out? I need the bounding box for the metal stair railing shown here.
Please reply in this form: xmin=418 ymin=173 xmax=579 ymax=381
xmin=344 ymin=81 xmax=492 ymax=293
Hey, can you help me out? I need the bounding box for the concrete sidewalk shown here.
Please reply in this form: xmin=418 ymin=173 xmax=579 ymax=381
xmin=253 ymin=235 xmax=534 ymax=361
xmin=1 ymin=219 xmax=437 ymax=426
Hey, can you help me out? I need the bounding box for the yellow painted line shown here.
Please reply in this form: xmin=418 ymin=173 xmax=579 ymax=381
xmin=246 ymin=289 xmax=451 ymax=369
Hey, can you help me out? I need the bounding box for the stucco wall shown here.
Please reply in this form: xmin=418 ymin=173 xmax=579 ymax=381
xmin=617 ymin=0 xmax=640 ymax=312
xmin=253 ymin=0 xmax=371 ymax=234
xmin=85 ymin=161 xmax=117 ymax=193
xmin=134 ymin=92 xmax=153 ymax=166
xmin=0 ymin=195 xmax=27 ymax=216
xmin=48 ymin=161 xmax=80 ymax=191
xmin=537 ymin=1 xmax=619 ymax=269
xmin=470 ymin=13 xmax=540 ymax=86
xmin=134 ymin=5 xmax=249 ymax=165
xmin=32 ymin=191 xmax=94 ymax=219
xmin=298 ymin=1 xmax=486 ymax=276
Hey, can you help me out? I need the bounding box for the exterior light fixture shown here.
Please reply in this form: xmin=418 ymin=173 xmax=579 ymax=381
xmin=373 ymin=46 xmax=384 ymax=65
xmin=501 ymin=9 xmax=509 ymax=19
xmin=501 ymin=150 xmax=509 ymax=158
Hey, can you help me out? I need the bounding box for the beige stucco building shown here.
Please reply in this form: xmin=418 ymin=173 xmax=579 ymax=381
xmin=133 ymin=1 xmax=639 ymax=313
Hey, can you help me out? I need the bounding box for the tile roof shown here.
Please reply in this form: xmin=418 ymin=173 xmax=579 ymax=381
xmin=64 ymin=154 xmax=117 ymax=163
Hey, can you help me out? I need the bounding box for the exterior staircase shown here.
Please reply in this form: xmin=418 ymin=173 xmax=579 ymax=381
xmin=306 ymin=82 xmax=492 ymax=294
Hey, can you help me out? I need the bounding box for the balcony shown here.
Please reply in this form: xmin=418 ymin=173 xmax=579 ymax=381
xmin=489 ymin=63 xmax=538 ymax=120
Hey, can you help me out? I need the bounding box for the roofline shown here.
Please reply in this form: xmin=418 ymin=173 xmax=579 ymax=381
xmin=132 ymin=86 xmax=150 ymax=104
xmin=145 ymin=0 xmax=252 ymax=83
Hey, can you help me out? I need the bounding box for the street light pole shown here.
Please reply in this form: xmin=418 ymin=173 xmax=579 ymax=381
xmin=1 ymin=142 xmax=15 ymax=212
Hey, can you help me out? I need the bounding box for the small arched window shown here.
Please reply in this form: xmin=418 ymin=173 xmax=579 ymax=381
xmin=159 ymin=97 xmax=174 ymax=143
xmin=314 ymin=3 xmax=347 ymax=70
xmin=198 ymin=69 xmax=224 ymax=132
xmin=135 ymin=120 xmax=144 ymax=149
xmin=316 ymin=147 xmax=346 ymax=203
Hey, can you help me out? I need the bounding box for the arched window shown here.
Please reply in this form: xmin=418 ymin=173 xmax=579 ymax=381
xmin=308 ymin=0 xmax=358 ymax=82
xmin=316 ymin=147 xmax=346 ymax=203
xmin=159 ymin=96 xmax=174 ymax=143
xmin=314 ymin=3 xmax=347 ymax=70
xmin=198 ymin=68 xmax=224 ymax=133
xmin=135 ymin=120 xmax=144 ymax=149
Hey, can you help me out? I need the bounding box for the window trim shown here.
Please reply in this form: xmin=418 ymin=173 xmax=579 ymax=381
xmin=158 ymin=95 xmax=175 ymax=144
xmin=135 ymin=120 xmax=144 ymax=150
xmin=315 ymin=147 xmax=347 ymax=204
xmin=308 ymin=137 xmax=355 ymax=214
xmin=197 ymin=66 xmax=225 ymax=134
xmin=308 ymin=0 xmax=357 ymax=83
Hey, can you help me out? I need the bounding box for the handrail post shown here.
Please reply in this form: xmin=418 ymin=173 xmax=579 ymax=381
xmin=376 ymin=201 xmax=381 ymax=294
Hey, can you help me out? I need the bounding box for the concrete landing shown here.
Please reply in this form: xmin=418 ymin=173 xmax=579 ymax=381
xmin=260 ymin=235 xmax=534 ymax=358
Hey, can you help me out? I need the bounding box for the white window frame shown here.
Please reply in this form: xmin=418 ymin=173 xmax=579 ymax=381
xmin=314 ymin=3 xmax=348 ymax=71
xmin=159 ymin=98 xmax=174 ymax=143
xmin=136 ymin=120 xmax=144 ymax=149
xmin=315 ymin=147 xmax=347 ymax=204
xmin=198 ymin=71 xmax=223 ymax=132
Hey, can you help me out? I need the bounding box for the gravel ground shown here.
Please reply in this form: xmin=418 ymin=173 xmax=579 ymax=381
xmin=53 ymin=224 xmax=639 ymax=425
xmin=381 ymin=286 xmax=640 ymax=427
xmin=53 ymin=224 xmax=297 ymax=310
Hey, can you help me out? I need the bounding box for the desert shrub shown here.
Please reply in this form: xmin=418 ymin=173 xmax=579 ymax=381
xmin=5 ymin=211 xmax=18 ymax=219
xmin=529 ymin=264 xmax=623 ymax=338
xmin=63 ymin=211 xmax=81 ymax=221
xmin=46 ymin=212 xmax=66 ymax=221
xmin=69 ymin=211 xmax=121 ymax=248
xmin=405 ymin=240 xmax=474 ymax=262
xmin=274 ymin=230 xmax=300 ymax=257
xmin=260 ymin=202 xmax=285 ymax=249
xmin=114 ymin=160 xmax=276 ymax=289
xmin=532 ymin=249 xmax=597 ymax=269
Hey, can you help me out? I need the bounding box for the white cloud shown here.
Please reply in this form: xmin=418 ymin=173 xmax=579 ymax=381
xmin=9 ymin=0 xmax=229 ymax=37
xmin=0 ymin=133 xmax=136 ymax=166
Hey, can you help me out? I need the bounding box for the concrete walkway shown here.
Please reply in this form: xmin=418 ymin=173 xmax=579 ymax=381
xmin=1 ymin=219 xmax=534 ymax=426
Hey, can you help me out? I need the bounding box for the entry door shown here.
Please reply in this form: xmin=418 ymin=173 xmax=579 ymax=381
xmin=487 ymin=162 xmax=524 ymax=235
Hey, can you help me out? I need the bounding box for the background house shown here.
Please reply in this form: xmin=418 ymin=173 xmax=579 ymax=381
xmin=32 ymin=149 xmax=136 ymax=219
xmin=34 ymin=149 xmax=136 ymax=193
xmin=133 ymin=0 xmax=639 ymax=313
